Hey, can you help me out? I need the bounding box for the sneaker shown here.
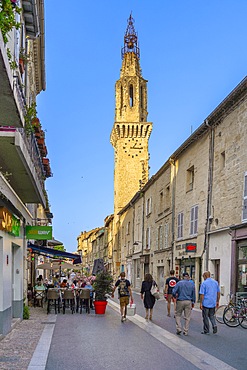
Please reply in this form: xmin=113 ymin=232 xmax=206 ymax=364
xmin=201 ymin=331 xmax=209 ymax=334
xmin=176 ymin=330 xmax=182 ymax=335
xmin=213 ymin=326 xmax=217 ymax=334
xmin=121 ymin=316 xmax=124 ymax=322
xmin=183 ymin=332 xmax=188 ymax=336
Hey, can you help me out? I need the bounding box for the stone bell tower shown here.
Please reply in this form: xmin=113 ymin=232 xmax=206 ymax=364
xmin=110 ymin=14 xmax=153 ymax=216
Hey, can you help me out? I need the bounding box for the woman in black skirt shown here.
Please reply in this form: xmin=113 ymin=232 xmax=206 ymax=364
xmin=140 ymin=273 xmax=157 ymax=321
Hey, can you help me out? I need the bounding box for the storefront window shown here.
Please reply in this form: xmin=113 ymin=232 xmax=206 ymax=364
xmin=238 ymin=245 xmax=247 ymax=292
xmin=180 ymin=260 xmax=195 ymax=281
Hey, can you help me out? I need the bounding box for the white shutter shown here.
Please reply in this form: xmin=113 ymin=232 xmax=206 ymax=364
xmin=194 ymin=206 xmax=198 ymax=234
xmin=180 ymin=212 xmax=184 ymax=238
xmin=190 ymin=207 xmax=194 ymax=235
xmin=146 ymin=227 xmax=151 ymax=249
xmin=156 ymin=227 xmax=159 ymax=250
xmin=160 ymin=225 xmax=163 ymax=249
xmin=164 ymin=223 xmax=169 ymax=248
xmin=178 ymin=213 xmax=183 ymax=238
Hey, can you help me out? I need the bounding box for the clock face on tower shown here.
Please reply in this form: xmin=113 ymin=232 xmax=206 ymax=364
xmin=130 ymin=141 xmax=143 ymax=150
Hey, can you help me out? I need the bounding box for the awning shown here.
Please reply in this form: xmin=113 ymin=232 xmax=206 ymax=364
xmin=27 ymin=243 xmax=82 ymax=264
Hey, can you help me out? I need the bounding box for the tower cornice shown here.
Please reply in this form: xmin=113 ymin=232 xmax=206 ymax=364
xmin=110 ymin=122 xmax=152 ymax=148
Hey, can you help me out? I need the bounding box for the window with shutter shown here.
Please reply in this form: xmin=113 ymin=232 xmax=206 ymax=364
xmin=178 ymin=212 xmax=183 ymax=238
xmin=158 ymin=225 xmax=163 ymax=250
xmin=164 ymin=223 xmax=169 ymax=248
xmin=146 ymin=227 xmax=151 ymax=249
xmin=190 ymin=205 xmax=198 ymax=235
xmin=146 ymin=197 xmax=152 ymax=215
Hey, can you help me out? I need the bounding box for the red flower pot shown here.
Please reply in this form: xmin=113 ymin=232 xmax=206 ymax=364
xmin=94 ymin=301 xmax=107 ymax=314
xmin=19 ymin=58 xmax=25 ymax=74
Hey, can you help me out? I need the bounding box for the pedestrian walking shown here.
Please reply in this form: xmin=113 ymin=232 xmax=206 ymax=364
xmin=112 ymin=272 xmax=133 ymax=322
xmin=164 ymin=269 xmax=179 ymax=317
xmin=199 ymin=271 xmax=220 ymax=334
xmin=140 ymin=273 xmax=157 ymax=321
xmin=172 ymin=272 xmax=196 ymax=336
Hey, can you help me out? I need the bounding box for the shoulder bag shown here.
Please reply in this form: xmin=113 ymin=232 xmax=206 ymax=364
xmin=150 ymin=282 xmax=160 ymax=300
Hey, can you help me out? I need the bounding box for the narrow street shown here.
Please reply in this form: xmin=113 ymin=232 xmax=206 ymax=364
xmin=25 ymin=291 xmax=247 ymax=370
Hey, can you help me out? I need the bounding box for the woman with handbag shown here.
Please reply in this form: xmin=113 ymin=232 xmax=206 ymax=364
xmin=140 ymin=273 xmax=157 ymax=321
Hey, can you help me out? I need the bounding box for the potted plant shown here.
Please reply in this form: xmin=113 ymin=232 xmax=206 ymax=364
xmin=93 ymin=269 xmax=113 ymax=314
xmin=19 ymin=47 xmax=30 ymax=73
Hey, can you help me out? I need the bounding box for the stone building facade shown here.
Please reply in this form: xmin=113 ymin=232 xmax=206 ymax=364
xmin=0 ymin=1 xmax=51 ymax=335
xmin=116 ymin=77 xmax=247 ymax=303
xmin=77 ymin=16 xmax=247 ymax=304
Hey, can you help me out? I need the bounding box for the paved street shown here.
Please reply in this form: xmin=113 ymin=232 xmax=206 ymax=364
xmin=0 ymin=292 xmax=246 ymax=370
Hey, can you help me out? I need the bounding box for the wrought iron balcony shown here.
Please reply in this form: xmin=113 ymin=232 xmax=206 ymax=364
xmin=0 ymin=127 xmax=46 ymax=206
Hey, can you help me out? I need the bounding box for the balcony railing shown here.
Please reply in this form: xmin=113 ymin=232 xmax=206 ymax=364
xmin=13 ymin=75 xmax=27 ymax=118
xmin=16 ymin=128 xmax=45 ymax=190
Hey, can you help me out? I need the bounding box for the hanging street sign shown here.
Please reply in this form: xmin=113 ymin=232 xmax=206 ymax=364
xmin=26 ymin=225 xmax=53 ymax=240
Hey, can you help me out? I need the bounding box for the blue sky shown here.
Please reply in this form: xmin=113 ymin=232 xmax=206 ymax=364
xmin=37 ymin=1 xmax=247 ymax=252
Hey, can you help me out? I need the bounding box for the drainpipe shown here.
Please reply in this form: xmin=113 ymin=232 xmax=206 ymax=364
xmin=170 ymin=158 xmax=176 ymax=270
xmin=141 ymin=190 xmax=145 ymax=278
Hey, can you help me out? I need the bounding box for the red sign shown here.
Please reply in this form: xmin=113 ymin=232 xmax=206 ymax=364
xmin=186 ymin=243 xmax=197 ymax=252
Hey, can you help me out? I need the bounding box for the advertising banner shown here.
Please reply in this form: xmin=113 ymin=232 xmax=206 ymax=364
xmin=26 ymin=226 xmax=52 ymax=240
xmin=0 ymin=207 xmax=20 ymax=236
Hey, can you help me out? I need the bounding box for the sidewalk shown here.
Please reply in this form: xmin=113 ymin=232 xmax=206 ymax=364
xmin=0 ymin=307 xmax=48 ymax=370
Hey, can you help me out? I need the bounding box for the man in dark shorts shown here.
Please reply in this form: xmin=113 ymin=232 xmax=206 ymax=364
xmin=112 ymin=272 xmax=133 ymax=322
xmin=164 ymin=270 xmax=179 ymax=317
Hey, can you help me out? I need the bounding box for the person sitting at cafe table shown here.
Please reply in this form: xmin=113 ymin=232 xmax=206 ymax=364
xmin=70 ymin=280 xmax=78 ymax=289
xmin=60 ymin=279 xmax=68 ymax=288
xmin=34 ymin=281 xmax=46 ymax=290
xmin=53 ymin=274 xmax=60 ymax=287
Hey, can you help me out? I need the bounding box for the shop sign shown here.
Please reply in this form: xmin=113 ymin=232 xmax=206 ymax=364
xmin=0 ymin=207 xmax=20 ymax=236
xmin=186 ymin=243 xmax=197 ymax=252
xmin=26 ymin=225 xmax=52 ymax=240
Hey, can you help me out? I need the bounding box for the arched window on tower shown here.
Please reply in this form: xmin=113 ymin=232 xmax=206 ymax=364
xmin=120 ymin=85 xmax=123 ymax=109
xmin=129 ymin=84 xmax=134 ymax=107
xmin=140 ymin=86 xmax=143 ymax=108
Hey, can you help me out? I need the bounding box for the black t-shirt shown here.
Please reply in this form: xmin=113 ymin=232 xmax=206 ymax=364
xmin=165 ymin=276 xmax=179 ymax=294
xmin=115 ymin=278 xmax=130 ymax=297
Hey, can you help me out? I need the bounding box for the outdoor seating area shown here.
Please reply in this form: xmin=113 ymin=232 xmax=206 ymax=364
xmin=27 ymin=260 xmax=96 ymax=315
xmin=46 ymin=288 xmax=93 ymax=315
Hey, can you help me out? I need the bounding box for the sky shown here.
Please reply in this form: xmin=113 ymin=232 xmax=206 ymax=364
xmin=37 ymin=0 xmax=247 ymax=252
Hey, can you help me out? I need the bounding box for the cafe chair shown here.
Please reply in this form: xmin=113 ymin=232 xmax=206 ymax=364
xmin=62 ymin=289 xmax=76 ymax=314
xmin=34 ymin=289 xmax=45 ymax=308
xmin=79 ymin=289 xmax=90 ymax=314
xmin=47 ymin=289 xmax=61 ymax=314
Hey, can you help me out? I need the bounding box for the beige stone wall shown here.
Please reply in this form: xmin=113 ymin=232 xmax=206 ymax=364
xmin=174 ymin=134 xmax=209 ymax=257
xmin=119 ymin=206 xmax=135 ymax=270
xmin=211 ymin=105 xmax=247 ymax=228
xmin=143 ymin=166 xmax=172 ymax=288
